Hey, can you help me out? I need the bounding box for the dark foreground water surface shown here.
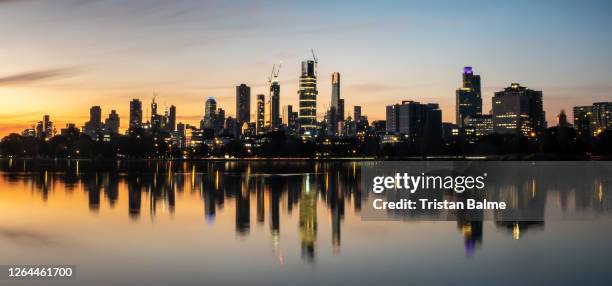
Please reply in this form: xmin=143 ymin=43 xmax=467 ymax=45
xmin=1 ymin=160 xmax=611 ymax=285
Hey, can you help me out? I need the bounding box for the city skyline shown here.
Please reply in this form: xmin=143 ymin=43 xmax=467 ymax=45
xmin=1 ymin=0 xmax=612 ymax=135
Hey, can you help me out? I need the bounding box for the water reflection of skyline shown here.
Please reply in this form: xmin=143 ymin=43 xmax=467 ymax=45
xmin=1 ymin=160 xmax=611 ymax=259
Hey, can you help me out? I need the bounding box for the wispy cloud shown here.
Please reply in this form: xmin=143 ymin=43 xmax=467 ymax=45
xmin=346 ymin=83 xmax=399 ymax=93
xmin=0 ymin=68 xmax=80 ymax=86
xmin=0 ymin=227 xmax=60 ymax=247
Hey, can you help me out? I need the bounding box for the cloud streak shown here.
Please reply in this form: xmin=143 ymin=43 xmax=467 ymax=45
xmin=0 ymin=68 xmax=79 ymax=86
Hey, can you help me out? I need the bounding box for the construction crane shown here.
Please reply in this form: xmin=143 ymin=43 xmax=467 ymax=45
xmin=268 ymin=62 xmax=282 ymax=84
xmin=311 ymin=49 xmax=318 ymax=76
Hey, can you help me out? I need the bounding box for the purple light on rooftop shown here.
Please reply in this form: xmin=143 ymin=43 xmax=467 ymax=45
xmin=463 ymin=66 xmax=473 ymax=75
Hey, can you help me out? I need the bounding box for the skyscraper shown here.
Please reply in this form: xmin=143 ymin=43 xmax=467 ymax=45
xmin=385 ymin=101 xmax=443 ymax=150
xmin=203 ymin=97 xmax=217 ymax=130
xmin=338 ymin=99 xmax=344 ymax=123
xmin=573 ymin=102 xmax=612 ymax=136
xmin=298 ymin=60 xmax=317 ymax=134
xmin=214 ymin=108 xmax=225 ymax=135
xmin=282 ymin=105 xmax=298 ymax=134
xmin=492 ymin=83 xmax=545 ymax=136
xmin=573 ymin=106 xmax=592 ymax=136
xmin=270 ymin=78 xmax=280 ymax=130
xmin=43 ymin=115 xmax=53 ymax=139
xmin=167 ymin=105 xmax=176 ymax=132
xmin=455 ymin=67 xmax=482 ymax=128
xmin=150 ymin=97 xmax=162 ymax=130
xmin=84 ymin=106 xmax=102 ymax=139
xmin=236 ymin=84 xmax=251 ymax=125
xmin=129 ymin=99 xmax=142 ymax=130
xmin=256 ymin=94 xmax=265 ymax=134
xmin=328 ymin=72 xmax=343 ymax=136
xmin=354 ymin=106 xmax=362 ymax=123
xmin=104 ymin=110 xmax=120 ymax=134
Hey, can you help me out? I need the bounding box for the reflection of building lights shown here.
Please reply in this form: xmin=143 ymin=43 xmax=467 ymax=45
xmin=462 ymin=224 xmax=472 ymax=237
xmin=215 ymin=170 xmax=219 ymax=190
xmin=513 ymin=223 xmax=520 ymax=240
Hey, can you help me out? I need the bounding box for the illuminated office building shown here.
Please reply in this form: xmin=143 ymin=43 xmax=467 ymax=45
xmin=456 ymin=67 xmax=482 ymax=127
xmin=573 ymin=102 xmax=612 ymax=136
xmin=298 ymin=60 xmax=318 ymax=134
xmin=256 ymin=94 xmax=265 ymax=134
xmin=492 ymin=83 xmax=545 ymax=137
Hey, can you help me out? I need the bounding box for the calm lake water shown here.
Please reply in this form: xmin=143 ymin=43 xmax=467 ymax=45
xmin=1 ymin=160 xmax=611 ymax=285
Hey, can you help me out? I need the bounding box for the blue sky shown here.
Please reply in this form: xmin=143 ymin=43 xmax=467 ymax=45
xmin=0 ymin=0 xmax=611 ymax=133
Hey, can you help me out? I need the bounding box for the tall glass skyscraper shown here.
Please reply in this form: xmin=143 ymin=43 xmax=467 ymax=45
xmin=328 ymin=72 xmax=343 ymax=136
xmin=203 ymin=97 xmax=217 ymax=129
xmin=298 ymin=60 xmax=317 ymax=134
xmin=330 ymin=72 xmax=343 ymax=121
xmin=455 ymin=67 xmax=482 ymax=127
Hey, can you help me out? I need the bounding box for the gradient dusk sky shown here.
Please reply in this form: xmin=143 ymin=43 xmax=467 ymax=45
xmin=1 ymin=0 xmax=611 ymax=135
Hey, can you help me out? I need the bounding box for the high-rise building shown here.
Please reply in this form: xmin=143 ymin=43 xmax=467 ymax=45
xmin=573 ymin=102 xmax=612 ymax=136
xmin=331 ymin=72 xmax=344 ymax=121
xmin=326 ymin=107 xmax=337 ymax=136
xmin=203 ymin=97 xmax=217 ymax=130
xmin=225 ymin=117 xmax=238 ymax=138
xmin=298 ymin=60 xmax=317 ymax=134
xmin=176 ymin=122 xmax=186 ymax=148
xmin=104 ymin=110 xmax=120 ymax=134
xmin=282 ymin=105 xmax=298 ymax=134
xmin=328 ymin=72 xmax=343 ymax=136
xmin=129 ymin=99 xmax=142 ymax=130
xmin=84 ymin=106 xmax=103 ymax=139
xmin=354 ymin=106 xmax=362 ymax=123
xmin=573 ymin=106 xmax=592 ymax=137
xmin=338 ymin=99 xmax=344 ymax=123
xmin=214 ymin=108 xmax=225 ymax=135
xmin=557 ymin=110 xmax=569 ymax=128
xmin=282 ymin=105 xmax=291 ymax=126
xmin=256 ymin=94 xmax=265 ymax=134
xmin=385 ymin=101 xmax=442 ymax=146
xmin=492 ymin=83 xmax=546 ymax=136
xmin=36 ymin=121 xmax=43 ymax=138
xmin=167 ymin=105 xmax=176 ymax=132
xmin=236 ymin=84 xmax=251 ymax=125
xmin=43 ymin=115 xmax=53 ymax=139
xmin=592 ymin=102 xmax=612 ymax=133
xmin=270 ymin=78 xmax=280 ymax=130
xmin=150 ymin=97 xmax=162 ymax=130
xmin=455 ymin=67 xmax=482 ymax=128
xmin=386 ymin=105 xmax=400 ymax=134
